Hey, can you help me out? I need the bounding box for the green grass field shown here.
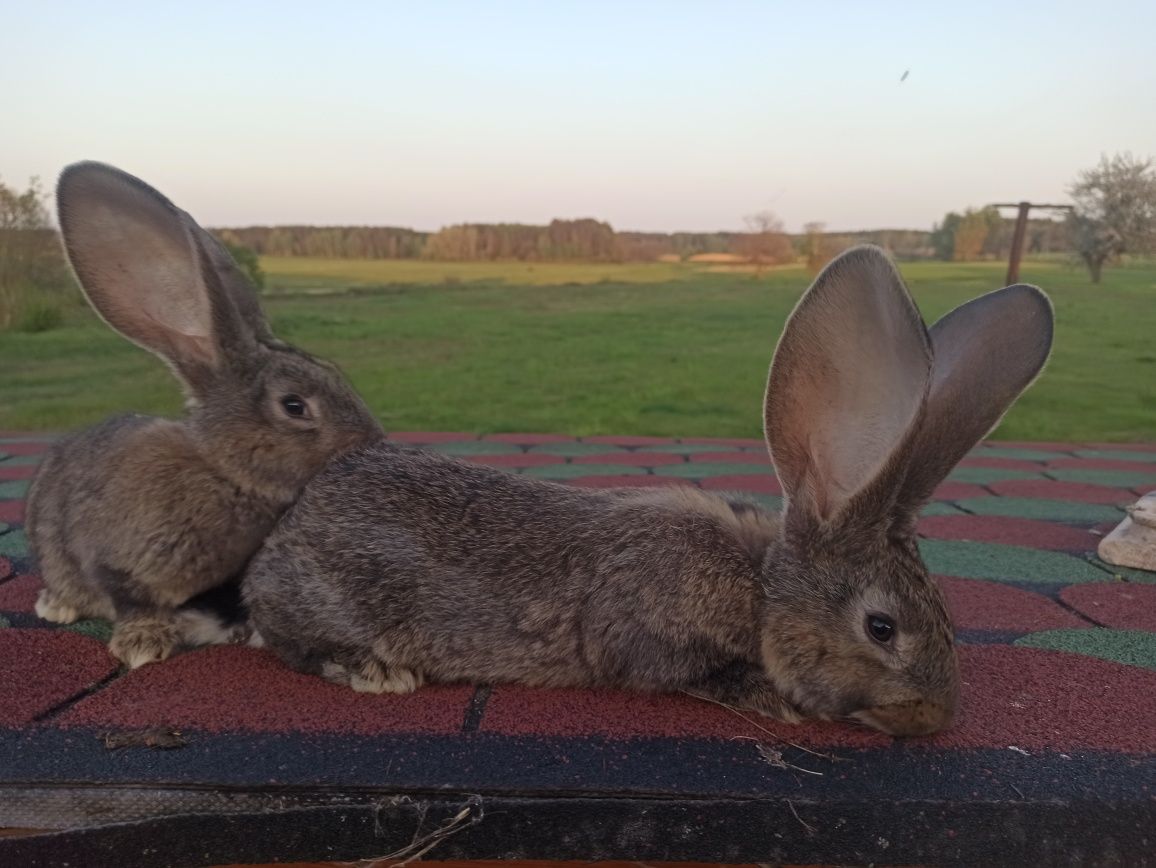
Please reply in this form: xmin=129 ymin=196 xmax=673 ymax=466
xmin=2 ymin=258 xmax=1154 ymax=441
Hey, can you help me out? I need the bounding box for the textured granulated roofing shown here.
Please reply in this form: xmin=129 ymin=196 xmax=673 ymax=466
xmin=2 ymin=432 xmax=1154 ymax=865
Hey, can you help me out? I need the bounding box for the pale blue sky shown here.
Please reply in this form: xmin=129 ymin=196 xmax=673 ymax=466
xmin=3 ymin=1 xmax=1153 ymax=232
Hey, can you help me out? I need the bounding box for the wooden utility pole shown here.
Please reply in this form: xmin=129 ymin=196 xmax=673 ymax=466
xmin=989 ymin=202 xmax=1073 ymax=284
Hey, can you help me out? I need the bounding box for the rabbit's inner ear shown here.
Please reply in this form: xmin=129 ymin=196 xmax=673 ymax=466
xmin=764 ymin=246 xmax=932 ymax=525
xmin=894 ymin=284 xmax=1054 ymax=513
xmin=57 ymin=162 xmax=219 ymax=374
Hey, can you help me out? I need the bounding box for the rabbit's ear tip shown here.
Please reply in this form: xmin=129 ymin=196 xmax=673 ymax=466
xmin=831 ymin=244 xmax=891 ymax=265
xmin=59 ymin=161 xmax=130 ymax=189
xmin=1005 ymin=283 xmax=1054 ymax=311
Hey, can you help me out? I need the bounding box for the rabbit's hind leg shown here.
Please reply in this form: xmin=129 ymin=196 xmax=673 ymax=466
xmin=33 ymin=548 xmax=111 ymax=624
xmin=109 ymin=613 xmax=180 ymax=668
xmin=322 ymin=654 xmax=424 ymax=694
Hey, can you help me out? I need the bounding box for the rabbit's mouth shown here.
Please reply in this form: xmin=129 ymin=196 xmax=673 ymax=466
xmin=849 ymin=699 xmax=954 ymax=737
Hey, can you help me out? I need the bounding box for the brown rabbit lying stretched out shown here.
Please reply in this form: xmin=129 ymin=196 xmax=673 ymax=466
xmin=26 ymin=163 xmax=382 ymax=668
xmin=243 ymin=246 xmax=1054 ymax=736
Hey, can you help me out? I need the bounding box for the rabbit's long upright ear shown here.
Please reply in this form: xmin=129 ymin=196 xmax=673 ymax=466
xmin=893 ymin=284 xmax=1054 ymax=515
xmin=765 ymin=246 xmax=932 ymax=529
xmin=56 ymin=162 xmax=257 ymax=387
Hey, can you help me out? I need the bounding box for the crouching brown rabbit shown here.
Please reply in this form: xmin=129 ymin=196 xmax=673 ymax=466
xmin=26 ymin=162 xmax=382 ymax=667
xmin=243 ymin=245 xmax=1053 ymax=736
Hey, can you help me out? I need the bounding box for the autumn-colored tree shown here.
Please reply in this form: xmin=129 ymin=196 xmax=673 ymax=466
xmin=734 ymin=211 xmax=795 ymax=275
xmin=951 ymin=207 xmax=1001 ymax=261
xmin=802 ymin=221 xmax=838 ymax=275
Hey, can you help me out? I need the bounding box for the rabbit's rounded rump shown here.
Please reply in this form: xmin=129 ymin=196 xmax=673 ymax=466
xmin=244 ymin=442 xmax=778 ymax=697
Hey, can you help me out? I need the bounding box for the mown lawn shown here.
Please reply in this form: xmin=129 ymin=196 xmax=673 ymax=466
xmin=2 ymin=258 xmax=1154 ymax=441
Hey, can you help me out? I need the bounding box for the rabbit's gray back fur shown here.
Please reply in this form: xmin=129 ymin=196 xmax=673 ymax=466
xmin=247 ymin=442 xmax=779 ymax=691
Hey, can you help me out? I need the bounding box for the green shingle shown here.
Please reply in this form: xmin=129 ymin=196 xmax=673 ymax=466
xmin=1085 ymin=557 xmax=1156 ymax=584
xmin=0 ymin=530 xmax=29 ymax=557
xmin=654 ymin=463 xmax=775 ymax=478
xmin=0 ymin=480 xmax=30 ymax=499
xmin=522 ymin=464 xmax=646 ymax=479
xmin=1074 ymin=450 xmax=1156 ymax=464
xmin=65 ymin=620 xmax=114 ymax=643
xmin=973 ymin=447 xmax=1069 ymax=462
xmin=528 ymin=442 xmax=621 ymax=456
xmin=921 ymin=502 xmax=965 ymax=516
xmin=1015 ymin=629 xmax=1156 ymax=671
xmin=918 ymin=539 xmax=1108 ymax=584
xmin=955 ymin=497 xmax=1125 ymax=524
xmin=1047 ymin=468 xmax=1156 ymax=488
xmin=426 ymin=440 xmax=522 ymax=456
xmin=948 ymin=466 xmax=1045 ymax=484
xmin=644 ymin=443 xmax=741 ymax=455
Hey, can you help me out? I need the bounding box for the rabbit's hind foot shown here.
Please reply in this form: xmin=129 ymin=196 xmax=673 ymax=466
xmin=321 ymin=657 xmax=424 ymax=694
xmin=109 ymin=616 xmax=179 ymax=669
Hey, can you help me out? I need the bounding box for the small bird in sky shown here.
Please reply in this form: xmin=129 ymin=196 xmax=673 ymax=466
xmin=899 ymin=69 xmax=910 ymax=83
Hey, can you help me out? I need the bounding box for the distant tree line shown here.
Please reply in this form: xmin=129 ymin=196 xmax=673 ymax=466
xmin=215 ymin=225 xmax=428 ymax=259
xmin=214 ymin=220 xmax=948 ymax=263
xmin=215 ymin=217 xmax=1087 ymax=265
xmin=423 ymin=219 xmax=620 ymax=261
xmin=929 ymin=208 xmax=1071 ymax=262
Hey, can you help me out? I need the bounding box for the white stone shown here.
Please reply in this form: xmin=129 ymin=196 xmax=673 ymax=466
xmin=1097 ymin=491 xmax=1156 ymax=572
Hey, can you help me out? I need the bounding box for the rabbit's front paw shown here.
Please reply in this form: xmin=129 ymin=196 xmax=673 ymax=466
xmin=34 ymin=590 xmax=81 ymax=624
xmin=110 ymin=618 xmax=179 ymax=668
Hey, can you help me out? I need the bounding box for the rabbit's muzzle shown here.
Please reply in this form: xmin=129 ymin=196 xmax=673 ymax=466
xmin=852 ymin=697 xmax=955 ymax=737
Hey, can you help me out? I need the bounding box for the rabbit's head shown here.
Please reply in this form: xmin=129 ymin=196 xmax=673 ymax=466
xmin=56 ymin=162 xmax=382 ymax=501
xmin=758 ymin=246 xmax=1053 ymax=736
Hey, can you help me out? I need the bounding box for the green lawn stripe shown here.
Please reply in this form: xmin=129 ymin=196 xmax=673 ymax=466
xmin=917 ymin=539 xmax=1107 ymax=584
xmin=1015 ymin=629 xmax=1156 ymax=670
xmin=955 ymin=497 xmax=1125 ymax=524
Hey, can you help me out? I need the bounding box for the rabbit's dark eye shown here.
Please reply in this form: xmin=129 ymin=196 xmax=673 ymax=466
xmin=866 ymin=614 xmax=895 ymax=644
xmin=280 ymin=395 xmax=310 ymax=419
